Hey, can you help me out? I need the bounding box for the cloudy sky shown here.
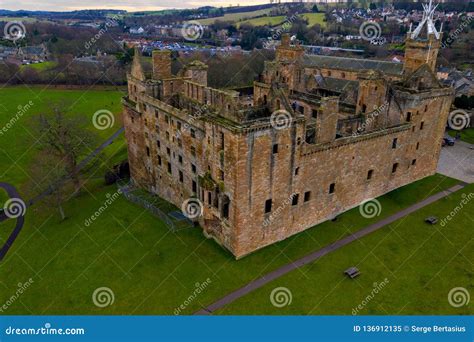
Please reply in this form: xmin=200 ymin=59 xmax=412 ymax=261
xmin=2 ymin=0 xmax=264 ymax=11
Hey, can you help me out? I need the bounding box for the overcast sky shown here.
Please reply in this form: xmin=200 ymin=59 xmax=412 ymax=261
xmin=1 ymin=0 xmax=265 ymax=11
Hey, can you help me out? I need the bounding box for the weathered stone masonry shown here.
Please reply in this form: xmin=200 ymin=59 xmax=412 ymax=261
xmin=123 ymin=11 xmax=454 ymax=258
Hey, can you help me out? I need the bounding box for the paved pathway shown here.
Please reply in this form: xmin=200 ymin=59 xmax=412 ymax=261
xmin=194 ymin=183 xmax=467 ymax=315
xmin=437 ymin=140 xmax=473 ymax=184
xmin=0 ymin=127 xmax=124 ymax=261
xmin=0 ymin=182 xmax=25 ymax=261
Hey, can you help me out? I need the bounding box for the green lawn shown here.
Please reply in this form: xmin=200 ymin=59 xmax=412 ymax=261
xmin=19 ymin=61 xmax=58 ymax=71
xmin=448 ymin=127 xmax=474 ymax=145
xmin=0 ymin=87 xmax=469 ymax=316
xmin=302 ymin=13 xmax=326 ymax=27
xmin=218 ymin=183 xmax=474 ymax=315
xmin=198 ymin=9 xmax=273 ymax=25
xmin=238 ymin=16 xmax=286 ymax=28
xmin=0 ymin=86 xmax=126 ymax=187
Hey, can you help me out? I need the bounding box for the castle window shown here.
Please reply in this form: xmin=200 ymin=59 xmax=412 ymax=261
xmin=178 ymin=155 xmax=183 ymax=164
xmin=392 ymin=163 xmax=399 ymax=173
xmin=295 ymin=167 xmax=299 ymax=176
xmin=146 ymin=147 xmax=150 ymax=157
xmin=145 ymin=132 xmax=149 ymax=139
xmin=155 ymin=109 xmax=159 ymax=118
xmin=276 ymin=99 xmax=281 ymax=109
xmin=412 ymin=159 xmax=417 ymax=166
xmin=177 ymin=138 xmax=182 ymax=148
xmin=392 ymin=138 xmax=398 ymax=149
xmin=192 ymin=180 xmax=197 ymax=193
xmin=157 ymin=140 xmax=161 ymax=149
xmin=416 ymin=142 xmax=420 ymax=150
xmin=304 ymin=191 xmax=311 ymax=202
xmin=219 ymin=170 xmax=224 ymax=181
xmin=191 ymin=146 xmax=196 ymax=157
xmin=165 ymin=115 xmax=169 ymax=124
xmin=158 ymin=155 xmax=162 ymax=166
xmin=424 ymin=105 xmax=428 ymax=112
xmin=167 ymin=162 xmax=172 ymax=174
xmin=131 ymin=115 xmax=134 ymax=123
xmin=167 ymin=147 xmax=171 ymax=156
xmin=367 ymin=169 xmax=374 ymax=180
xmin=220 ymin=132 xmax=225 ymax=150
xmin=420 ymin=121 xmax=424 ymax=130
xmin=406 ymin=112 xmax=412 ymax=122
xmin=177 ymin=121 xmax=181 ymax=130
xmin=292 ymin=194 xmax=299 ymax=206
xmin=191 ymin=129 xmax=196 ymax=138
xmin=166 ymin=131 xmax=170 ymax=141
xmin=298 ymin=105 xmax=305 ymax=114
xmin=179 ymin=170 xmax=183 ymax=183
xmin=272 ymin=144 xmax=279 ymax=154
xmin=362 ymin=104 xmax=367 ymax=113
xmin=263 ymin=95 xmax=267 ymax=105
xmin=327 ymin=70 xmax=332 ymax=77
xmin=312 ymin=109 xmax=318 ymax=119
xmin=264 ymin=199 xmax=272 ymax=214
xmin=208 ymin=192 xmax=212 ymax=205
xmin=144 ymin=119 xmax=148 ymax=126
xmin=342 ymin=72 xmax=346 ymax=79
xmin=191 ymin=164 xmax=196 ymax=174
xmin=329 ymin=183 xmax=335 ymax=194
xmin=374 ymin=86 xmax=378 ymax=91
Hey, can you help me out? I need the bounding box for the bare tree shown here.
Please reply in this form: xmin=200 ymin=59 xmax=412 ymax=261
xmin=36 ymin=102 xmax=99 ymax=194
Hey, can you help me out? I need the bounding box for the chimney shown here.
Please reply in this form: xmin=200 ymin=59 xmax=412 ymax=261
xmin=152 ymin=50 xmax=172 ymax=80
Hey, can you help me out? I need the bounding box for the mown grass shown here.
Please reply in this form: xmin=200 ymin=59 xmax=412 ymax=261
xmin=448 ymin=128 xmax=474 ymax=145
xmin=218 ymin=183 xmax=474 ymax=315
xmin=0 ymin=87 xmax=468 ymax=316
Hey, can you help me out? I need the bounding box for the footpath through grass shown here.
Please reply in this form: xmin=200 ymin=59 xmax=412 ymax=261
xmin=0 ymin=172 xmax=461 ymax=315
xmin=218 ymin=183 xmax=474 ymax=315
xmin=448 ymin=128 xmax=474 ymax=145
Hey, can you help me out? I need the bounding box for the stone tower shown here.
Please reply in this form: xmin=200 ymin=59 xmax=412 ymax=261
xmin=404 ymin=0 xmax=442 ymax=74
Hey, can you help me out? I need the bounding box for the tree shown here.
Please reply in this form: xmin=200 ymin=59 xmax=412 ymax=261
xmin=27 ymin=151 xmax=70 ymax=221
xmin=35 ymin=102 xmax=99 ymax=194
xmin=312 ymin=5 xmax=319 ymax=13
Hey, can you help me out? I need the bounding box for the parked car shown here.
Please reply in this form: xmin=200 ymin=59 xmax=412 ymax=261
xmin=442 ymin=136 xmax=455 ymax=146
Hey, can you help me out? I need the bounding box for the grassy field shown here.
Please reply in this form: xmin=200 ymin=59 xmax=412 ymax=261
xmin=0 ymin=86 xmax=126 ymax=187
xmin=448 ymin=128 xmax=474 ymax=145
xmin=238 ymin=16 xmax=286 ymax=28
xmin=0 ymin=87 xmax=469 ymax=315
xmin=302 ymin=13 xmax=326 ymax=27
xmin=199 ymin=9 xmax=273 ymax=25
xmin=19 ymin=61 xmax=58 ymax=71
xmin=218 ymin=183 xmax=474 ymax=315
